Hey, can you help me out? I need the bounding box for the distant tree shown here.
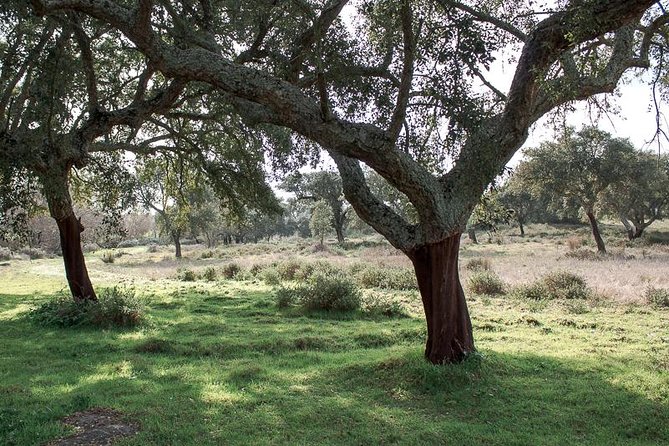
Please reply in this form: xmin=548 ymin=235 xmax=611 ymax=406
xmin=310 ymin=200 xmax=334 ymax=248
xmin=601 ymin=152 xmax=669 ymax=240
xmin=522 ymin=127 xmax=636 ymax=254
xmin=281 ymin=171 xmax=349 ymax=243
xmin=467 ymin=190 xmax=514 ymax=243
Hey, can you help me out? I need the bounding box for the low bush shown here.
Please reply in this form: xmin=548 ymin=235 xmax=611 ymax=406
xmin=644 ymin=286 xmax=669 ymax=308
xmin=300 ymin=274 xmax=362 ymax=311
xmin=0 ymin=247 xmax=11 ymax=261
xmin=221 ymin=262 xmax=241 ymax=279
xmin=146 ymin=244 xmax=159 ymax=253
xmin=356 ymin=266 xmax=417 ymax=290
xmin=100 ymin=250 xmax=117 ymax=264
xmin=20 ymin=247 xmax=46 ymax=259
xmin=513 ymin=271 xmax=591 ymax=300
xmin=542 ymin=271 xmax=590 ymax=300
xmin=201 ymin=267 xmax=217 ymax=281
xmin=29 ymin=287 xmax=143 ymax=328
xmin=117 ymin=239 xmax=140 ymax=248
xmin=262 ymin=268 xmax=281 ymax=285
xmin=362 ymin=292 xmax=407 ymax=317
xmin=277 ymin=258 xmax=303 ymax=281
xmin=200 ymin=250 xmax=215 ymax=259
xmin=177 ymin=269 xmax=197 ymax=281
xmin=467 ymin=271 xmax=506 ymax=295
xmin=276 ymin=274 xmax=362 ymax=312
xmin=464 ymin=258 xmax=492 ymax=272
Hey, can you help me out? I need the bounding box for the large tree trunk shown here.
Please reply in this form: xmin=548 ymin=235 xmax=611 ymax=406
xmin=333 ymin=209 xmax=346 ymax=244
xmin=407 ymin=234 xmax=475 ymax=364
xmin=586 ymin=211 xmax=607 ymax=254
xmin=42 ymin=169 xmax=97 ymax=302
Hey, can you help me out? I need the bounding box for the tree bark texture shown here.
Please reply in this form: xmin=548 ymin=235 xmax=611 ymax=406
xmin=42 ymin=170 xmax=97 ymax=301
xmin=407 ymin=234 xmax=475 ymax=364
xmin=173 ymin=231 xmax=182 ymax=258
xmin=586 ymin=211 xmax=607 ymax=254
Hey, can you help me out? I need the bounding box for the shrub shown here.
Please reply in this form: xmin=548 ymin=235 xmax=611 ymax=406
xmin=200 ymin=250 xmax=214 ymax=259
xmin=277 ymin=258 xmax=303 ymax=281
xmin=511 ymin=282 xmax=548 ymax=300
xmin=20 ymin=247 xmax=46 ymax=259
xmin=275 ymin=286 xmax=298 ymax=308
xmin=300 ymin=274 xmax=362 ymax=311
xmin=644 ymin=286 xmax=669 ymax=308
xmin=564 ymin=248 xmax=602 ymax=261
xmin=29 ymin=287 xmax=143 ymax=328
xmin=542 ymin=271 xmax=590 ymax=300
xmin=117 ymin=239 xmax=140 ymax=248
xmin=249 ymin=263 xmax=267 ymax=276
xmin=221 ymin=262 xmax=241 ymax=279
xmin=201 ymin=267 xmax=217 ymax=281
xmin=467 ymin=271 xmax=506 ymax=295
xmin=101 ymin=250 xmax=116 ymax=264
xmin=146 ymin=244 xmax=159 ymax=253
xmin=177 ymin=269 xmax=197 ymax=281
xmin=464 ymin=258 xmax=492 ymax=271
xmin=0 ymin=247 xmax=11 ymax=261
xmin=294 ymin=262 xmax=316 ymax=281
xmin=362 ymin=292 xmax=407 ymax=317
xmin=514 ymin=271 xmax=591 ymax=300
xmin=355 ymin=266 xmax=416 ymax=290
xmin=262 ymin=268 xmax=281 ymax=285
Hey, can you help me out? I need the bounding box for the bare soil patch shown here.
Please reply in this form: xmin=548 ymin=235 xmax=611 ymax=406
xmin=47 ymin=407 xmax=138 ymax=446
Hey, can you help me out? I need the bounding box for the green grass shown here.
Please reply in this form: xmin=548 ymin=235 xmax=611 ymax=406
xmin=0 ymin=244 xmax=668 ymax=445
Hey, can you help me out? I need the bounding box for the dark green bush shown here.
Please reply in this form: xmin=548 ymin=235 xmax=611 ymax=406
xmin=513 ymin=271 xmax=591 ymax=300
xmin=221 ymin=262 xmax=241 ymax=279
xmin=300 ymin=274 xmax=362 ymax=311
xmin=275 ymin=286 xmax=298 ymax=308
xmin=362 ymin=292 xmax=408 ymax=317
xmin=277 ymin=259 xmax=303 ymax=280
xmin=177 ymin=269 xmax=197 ymax=281
xmin=356 ymin=266 xmax=417 ymax=290
xmin=467 ymin=271 xmax=506 ymax=295
xmin=29 ymin=287 xmax=143 ymax=328
xmin=542 ymin=271 xmax=590 ymax=300
xmin=201 ymin=267 xmax=217 ymax=281
xmin=644 ymin=286 xmax=669 ymax=307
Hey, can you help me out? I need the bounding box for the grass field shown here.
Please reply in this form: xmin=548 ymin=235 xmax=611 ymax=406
xmin=1 ymin=223 xmax=668 ymax=445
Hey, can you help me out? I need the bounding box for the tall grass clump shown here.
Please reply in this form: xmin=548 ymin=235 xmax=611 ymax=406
xmin=467 ymin=271 xmax=506 ymax=295
xmin=221 ymin=262 xmax=242 ymax=279
xmin=29 ymin=287 xmax=143 ymax=328
xmin=201 ymin=266 xmax=217 ymax=281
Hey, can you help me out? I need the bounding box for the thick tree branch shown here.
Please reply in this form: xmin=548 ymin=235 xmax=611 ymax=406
xmin=388 ymin=0 xmax=415 ymax=142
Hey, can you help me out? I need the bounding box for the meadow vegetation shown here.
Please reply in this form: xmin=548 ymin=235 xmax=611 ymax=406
xmin=0 ymin=223 xmax=668 ymax=445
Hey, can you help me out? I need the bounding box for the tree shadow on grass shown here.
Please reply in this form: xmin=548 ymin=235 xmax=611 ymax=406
xmin=1 ymin=289 xmax=667 ymax=445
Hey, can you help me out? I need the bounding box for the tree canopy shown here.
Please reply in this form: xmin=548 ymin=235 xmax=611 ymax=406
xmin=20 ymin=0 xmax=669 ymax=363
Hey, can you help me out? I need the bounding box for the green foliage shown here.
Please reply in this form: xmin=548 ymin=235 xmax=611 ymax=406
xmin=201 ymin=267 xmax=217 ymax=282
xmin=468 ymin=190 xmax=514 ymax=239
xmin=644 ymin=287 xmax=669 ymax=308
xmin=0 ymin=247 xmax=10 ymax=261
xmin=362 ymin=292 xmax=408 ymax=318
xmin=513 ymin=271 xmax=591 ymax=300
xmin=261 ymin=268 xmax=281 ymax=285
xmin=221 ymin=262 xmax=241 ymax=279
xmin=467 ymin=271 xmax=507 ymax=295
xmin=276 ymin=258 xmax=304 ymax=281
xmin=177 ymin=269 xmax=198 ymax=282
xmin=356 ymin=265 xmax=417 ymax=290
xmin=277 ymin=274 xmax=362 ymax=312
xmin=29 ymin=287 xmax=143 ymax=328
xmin=309 ymin=199 xmax=334 ymax=246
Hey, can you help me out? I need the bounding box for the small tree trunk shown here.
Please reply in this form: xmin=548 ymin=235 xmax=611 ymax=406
xmin=586 ymin=211 xmax=607 ymax=254
xmin=173 ymin=231 xmax=182 ymax=258
xmin=407 ymin=234 xmax=475 ymax=364
xmin=334 ymin=224 xmax=345 ymax=244
xmin=518 ymin=221 xmax=525 ymax=237
xmin=42 ymin=169 xmax=97 ymax=302
xmin=467 ymin=228 xmax=478 ymax=244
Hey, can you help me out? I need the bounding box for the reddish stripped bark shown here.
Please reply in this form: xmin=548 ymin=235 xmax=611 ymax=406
xmin=407 ymin=234 xmax=475 ymax=363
